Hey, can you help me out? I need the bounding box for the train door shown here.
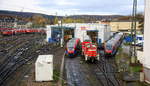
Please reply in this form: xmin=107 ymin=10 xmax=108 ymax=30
xmin=64 ymin=29 xmax=74 ymax=43
xmin=51 ymin=29 xmax=61 ymax=42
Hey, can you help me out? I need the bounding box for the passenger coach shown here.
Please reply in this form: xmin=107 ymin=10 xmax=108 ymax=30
xmin=65 ymin=38 xmax=81 ymax=57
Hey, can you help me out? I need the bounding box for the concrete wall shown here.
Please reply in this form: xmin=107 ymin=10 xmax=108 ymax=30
xmin=143 ymin=0 xmax=150 ymax=83
xmin=137 ymin=50 xmax=144 ymax=64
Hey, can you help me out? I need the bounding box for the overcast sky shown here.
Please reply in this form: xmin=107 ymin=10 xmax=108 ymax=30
xmin=0 ymin=0 xmax=144 ymax=16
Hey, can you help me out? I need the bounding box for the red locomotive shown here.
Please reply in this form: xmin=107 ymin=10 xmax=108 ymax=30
xmin=81 ymin=41 xmax=91 ymax=55
xmin=82 ymin=42 xmax=99 ymax=61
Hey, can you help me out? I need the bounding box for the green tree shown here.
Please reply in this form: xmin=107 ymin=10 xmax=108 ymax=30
xmin=31 ymin=14 xmax=47 ymax=28
xmin=54 ymin=16 xmax=58 ymax=24
xmin=62 ymin=18 xmax=84 ymax=23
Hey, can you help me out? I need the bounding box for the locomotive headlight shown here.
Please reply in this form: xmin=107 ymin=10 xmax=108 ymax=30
xmin=71 ymin=48 xmax=75 ymax=51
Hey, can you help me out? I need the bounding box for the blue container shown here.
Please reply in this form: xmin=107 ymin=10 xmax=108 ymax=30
xmin=97 ymin=39 xmax=103 ymax=48
xmin=48 ymin=38 xmax=54 ymax=43
xmin=124 ymin=36 xmax=133 ymax=42
xmin=48 ymin=38 xmax=59 ymax=43
xmin=97 ymin=39 xmax=101 ymax=45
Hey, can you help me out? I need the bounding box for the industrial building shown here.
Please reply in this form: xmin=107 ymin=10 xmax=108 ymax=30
xmin=98 ymin=20 xmax=142 ymax=33
xmin=46 ymin=23 xmax=111 ymax=47
xmin=109 ymin=21 xmax=141 ymax=32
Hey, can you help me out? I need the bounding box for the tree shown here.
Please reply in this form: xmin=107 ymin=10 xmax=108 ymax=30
xmin=53 ymin=16 xmax=58 ymax=24
xmin=62 ymin=18 xmax=84 ymax=23
xmin=136 ymin=13 xmax=144 ymax=34
xmin=31 ymin=14 xmax=47 ymax=28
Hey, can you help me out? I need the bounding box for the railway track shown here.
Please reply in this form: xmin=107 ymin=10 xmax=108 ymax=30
xmin=0 ymin=34 xmax=38 ymax=50
xmin=0 ymin=35 xmax=24 ymax=45
xmin=79 ymin=60 xmax=103 ymax=86
xmin=65 ymin=57 xmax=90 ymax=86
xmin=65 ymin=50 xmax=121 ymax=86
xmin=0 ymin=34 xmax=45 ymax=85
xmin=4 ymin=43 xmax=62 ymax=86
xmin=0 ymin=35 xmax=40 ymax=65
xmin=0 ymin=41 xmax=31 ymax=71
xmin=95 ymin=56 xmax=121 ymax=86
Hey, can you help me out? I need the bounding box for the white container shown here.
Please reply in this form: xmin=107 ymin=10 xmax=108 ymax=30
xmin=35 ymin=55 xmax=53 ymax=81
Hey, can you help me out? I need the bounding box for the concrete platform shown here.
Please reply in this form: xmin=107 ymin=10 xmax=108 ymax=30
xmin=144 ymin=67 xmax=150 ymax=84
xmin=123 ymin=72 xmax=140 ymax=82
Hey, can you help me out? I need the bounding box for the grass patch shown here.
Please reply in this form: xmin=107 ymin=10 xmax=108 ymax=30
xmin=115 ymin=47 xmax=129 ymax=60
xmin=115 ymin=47 xmax=131 ymax=72
xmin=115 ymin=48 xmax=123 ymax=60
xmin=53 ymin=69 xmax=60 ymax=82
xmin=118 ymin=47 xmax=123 ymax=52
xmin=124 ymin=42 xmax=131 ymax=46
xmin=62 ymin=79 xmax=67 ymax=86
xmin=130 ymin=66 xmax=142 ymax=72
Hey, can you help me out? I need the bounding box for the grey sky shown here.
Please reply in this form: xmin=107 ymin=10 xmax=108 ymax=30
xmin=0 ymin=0 xmax=144 ymax=16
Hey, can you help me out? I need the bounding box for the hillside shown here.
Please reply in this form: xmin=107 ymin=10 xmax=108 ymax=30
xmin=0 ymin=10 xmax=123 ymax=23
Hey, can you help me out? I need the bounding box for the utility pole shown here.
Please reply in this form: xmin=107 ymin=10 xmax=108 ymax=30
xmin=59 ymin=20 xmax=64 ymax=47
xmin=58 ymin=12 xmax=63 ymax=47
xmin=61 ymin=20 xmax=64 ymax=47
xmin=130 ymin=0 xmax=137 ymax=64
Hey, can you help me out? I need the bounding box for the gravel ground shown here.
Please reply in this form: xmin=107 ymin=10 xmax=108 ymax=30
xmin=64 ymin=52 xmax=121 ymax=86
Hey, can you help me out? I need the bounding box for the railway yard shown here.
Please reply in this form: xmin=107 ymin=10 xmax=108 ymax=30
xmin=0 ymin=31 xmax=148 ymax=86
xmin=2 ymin=0 xmax=150 ymax=85
xmin=0 ymin=34 xmax=64 ymax=86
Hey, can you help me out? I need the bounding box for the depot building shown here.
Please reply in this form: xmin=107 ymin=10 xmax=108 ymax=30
xmin=46 ymin=23 xmax=111 ymax=46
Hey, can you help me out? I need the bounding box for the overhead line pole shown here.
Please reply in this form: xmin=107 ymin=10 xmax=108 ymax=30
xmin=133 ymin=0 xmax=137 ymax=58
xmin=130 ymin=0 xmax=135 ymax=58
xmin=130 ymin=0 xmax=137 ymax=63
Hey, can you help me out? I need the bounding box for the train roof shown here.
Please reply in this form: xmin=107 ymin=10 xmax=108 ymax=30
xmin=67 ymin=38 xmax=79 ymax=48
xmin=106 ymin=33 xmax=123 ymax=46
